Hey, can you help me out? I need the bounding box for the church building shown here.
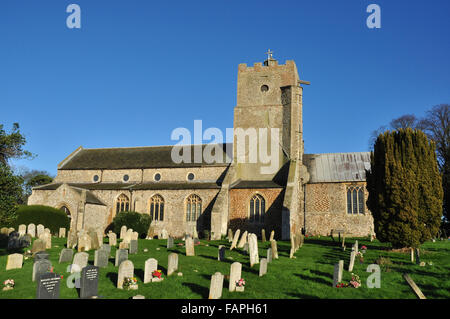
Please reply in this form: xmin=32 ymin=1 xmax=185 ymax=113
xmin=28 ymin=53 xmax=374 ymax=240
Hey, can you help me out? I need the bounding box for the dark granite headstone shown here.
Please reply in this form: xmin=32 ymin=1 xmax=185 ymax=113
xmin=129 ymin=240 xmax=138 ymax=254
xmin=36 ymin=272 xmax=61 ymax=299
xmin=7 ymin=231 xmax=21 ymax=250
xmin=80 ymin=265 xmax=99 ymax=299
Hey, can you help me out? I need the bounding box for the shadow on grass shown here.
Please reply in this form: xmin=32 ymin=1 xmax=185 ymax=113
xmin=182 ymin=282 xmax=209 ymax=298
xmin=294 ymin=273 xmax=330 ymax=286
xmin=200 ymin=254 xmax=234 ymax=264
xmin=106 ymin=272 xmax=118 ymax=286
xmin=135 ymin=268 xmax=144 ymax=282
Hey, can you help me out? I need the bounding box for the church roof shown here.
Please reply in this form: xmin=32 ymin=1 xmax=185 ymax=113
xmin=33 ymin=181 xmax=222 ymax=191
xmin=303 ymin=152 xmax=371 ymax=183
xmin=230 ymin=179 xmax=285 ymax=189
xmin=58 ymin=144 xmax=232 ymax=170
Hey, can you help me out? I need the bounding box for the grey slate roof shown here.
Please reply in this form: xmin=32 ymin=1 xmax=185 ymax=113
xmin=34 ymin=182 xmax=222 ymax=191
xmin=58 ymin=144 xmax=232 ymax=170
xmin=303 ymin=152 xmax=371 ymax=183
xmin=230 ymin=179 xmax=285 ymax=189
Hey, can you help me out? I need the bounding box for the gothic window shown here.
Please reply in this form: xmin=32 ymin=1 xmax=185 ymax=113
xmin=116 ymin=194 xmax=130 ymax=214
xmin=186 ymin=194 xmax=202 ymax=222
xmin=149 ymin=194 xmax=164 ymax=221
xmin=249 ymin=194 xmax=265 ymax=223
xmin=347 ymin=186 xmax=365 ymax=215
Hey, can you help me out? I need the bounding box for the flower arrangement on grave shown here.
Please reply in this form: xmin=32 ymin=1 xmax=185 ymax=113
xmin=152 ymin=270 xmax=163 ymax=279
xmin=123 ymin=277 xmax=138 ymax=290
xmin=236 ymin=278 xmax=245 ymax=287
xmin=361 ymin=245 xmax=367 ymax=254
xmin=349 ymin=273 xmax=361 ymax=288
xmin=3 ymin=279 xmax=15 ymax=291
xmin=356 ymin=251 xmax=364 ymax=263
xmin=336 ymin=273 xmax=361 ymax=288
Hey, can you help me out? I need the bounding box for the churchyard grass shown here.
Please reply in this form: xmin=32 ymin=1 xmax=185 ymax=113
xmin=0 ymin=236 xmax=449 ymax=299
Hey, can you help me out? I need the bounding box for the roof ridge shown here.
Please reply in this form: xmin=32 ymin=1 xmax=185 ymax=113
xmin=82 ymin=143 xmax=232 ymax=151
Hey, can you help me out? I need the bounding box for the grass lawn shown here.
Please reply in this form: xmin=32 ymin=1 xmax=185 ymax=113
xmin=0 ymin=235 xmax=449 ymax=299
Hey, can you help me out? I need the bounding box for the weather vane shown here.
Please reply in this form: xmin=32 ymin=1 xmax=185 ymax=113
xmin=265 ymin=49 xmax=273 ymax=61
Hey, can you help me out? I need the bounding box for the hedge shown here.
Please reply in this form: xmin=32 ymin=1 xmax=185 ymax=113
xmin=112 ymin=211 xmax=151 ymax=238
xmin=13 ymin=205 xmax=70 ymax=235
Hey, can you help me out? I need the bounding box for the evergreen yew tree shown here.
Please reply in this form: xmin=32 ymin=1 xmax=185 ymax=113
xmin=366 ymin=128 xmax=443 ymax=248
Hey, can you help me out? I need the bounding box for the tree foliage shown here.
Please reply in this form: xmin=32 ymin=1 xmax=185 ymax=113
xmin=112 ymin=211 xmax=152 ymax=238
xmin=0 ymin=123 xmax=34 ymax=165
xmin=366 ymin=129 xmax=443 ymax=248
xmin=0 ymin=163 xmax=23 ymax=227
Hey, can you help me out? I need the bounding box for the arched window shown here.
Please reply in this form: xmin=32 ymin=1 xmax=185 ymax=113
xmin=186 ymin=194 xmax=202 ymax=222
xmin=249 ymin=194 xmax=265 ymax=223
xmin=116 ymin=194 xmax=130 ymax=214
xmin=347 ymin=186 xmax=365 ymax=215
xmin=150 ymin=194 xmax=164 ymax=221
xmin=60 ymin=206 xmax=71 ymax=219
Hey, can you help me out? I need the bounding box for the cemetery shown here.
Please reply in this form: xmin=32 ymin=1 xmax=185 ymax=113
xmin=0 ymin=226 xmax=449 ymax=299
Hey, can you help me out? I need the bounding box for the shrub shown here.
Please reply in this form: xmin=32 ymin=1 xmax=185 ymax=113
xmin=13 ymin=205 xmax=70 ymax=235
xmin=112 ymin=211 xmax=151 ymax=238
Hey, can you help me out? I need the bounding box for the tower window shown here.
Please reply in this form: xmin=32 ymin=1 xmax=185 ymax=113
xmin=154 ymin=173 xmax=161 ymax=181
xmin=187 ymin=173 xmax=195 ymax=181
xmin=261 ymin=85 xmax=269 ymax=92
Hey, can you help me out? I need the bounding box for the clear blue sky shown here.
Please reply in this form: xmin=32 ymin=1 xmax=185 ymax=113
xmin=1 ymin=0 xmax=449 ymax=176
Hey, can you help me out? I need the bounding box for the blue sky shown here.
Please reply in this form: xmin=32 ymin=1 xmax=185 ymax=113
xmin=1 ymin=0 xmax=449 ymax=176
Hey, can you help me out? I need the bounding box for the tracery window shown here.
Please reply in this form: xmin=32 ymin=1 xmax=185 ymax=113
xmin=116 ymin=194 xmax=130 ymax=214
xmin=186 ymin=194 xmax=202 ymax=222
xmin=347 ymin=185 xmax=365 ymax=215
xmin=150 ymin=194 xmax=164 ymax=221
xmin=249 ymin=194 xmax=265 ymax=223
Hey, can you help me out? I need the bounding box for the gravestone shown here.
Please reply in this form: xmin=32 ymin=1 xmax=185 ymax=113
xmin=0 ymin=227 xmax=8 ymax=235
xmin=261 ymin=229 xmax=266 ymax=242
xmin=208 ymin=272 xmax=224 ymax=299
xmin=124 ymin=229 xmax=133 ymax=244
xmin=80 ymin=265 xmax=99 ymax=298
xmin=160 ymin=229 xmax=168 ymax=239
xmin=243 ymin=243 xmax=249 ymax=255
xmin=20 ymin=234 xmax=32 ymax=247
xmin=34 ymin=251 xmax=50 ymax=262
xmin=32 ymin=259 xmax=52 ymax=281
xmin=108 ymin=232 xmax=117 ymax=246
xmin=267 ymin=248 xmax=272 ymax=263
xmin=6 ymin=253 xmax=23 ymax=270
xmin=88 ymin=230 xmax=100 ymax=250
xmin=32 ymin=239 xmax=46 ymax=254
xmin=415 ymin=248 xmax=421 ymax=265
xmin=36 ymin=224 xmax=44 ymax=238
xmin=144 ymin=258 xmax=158 ymax=283
xmin=167 ymin=253 xmax=178 ymax=276
xmin=229 ymin=262 xmax=242 ymax=292
xmin=18 ymin=224 xmax=26 ymax=236
xmin=259 ymin=258 xmax=268 ymax=277
xmin=227 ymin=229 xmax=233 ymax=242
xmin=237 ymin=231 xmax=248 ymax=248
xmin=341 ymin=234 xmax=346 ymax=248
xmin=115 ymin=249 xmax=128 ymax=267
xmin=27 ymin=223 xmax=36 ymax=238
xmin=270 ymin=240 xmax=279 ymax=259
xmin=67 ymin=231 xmax=77 ymax=249
xmin=39 ymin=232 xmax=52 ymax=249
xmin=36 ymin=272 xmax=61 ymax=299
xmin=248 ymin=233 xmax=259 ymax=267
xmin=129 ymin=240 xmax=138 ymax=254
xmin=185 ymin=236 xmax=195 ymax=256
xmin=94 ymin=249 xmax=109 ymax=268
xmin=218 ymin=245 xmax=226 ymax=261
xmin=7 ymin=227 xmax=15 ymax=235
xmin=58 ymin=248 xmax=73 ymax=263
xmin=269 ymin=230 xmax=275 ymax=241
xmin=354 ymin=240 xmax=358 ymax=254
xmin=348 ymin=251 xmax=356 ymax=272
xmin=78 ymin=233 xmax=91 ymax=252
xmin=230 ymin=229 xmax=240 ymax=250
xmin=7 ymin=231 xmax=21 ymax=250
xmin=117 ymin=260 xmax=134 ymax=289
xmin=59 ymin=228 xmax=66 ymax=238
xmin=97 ymin=230 xmax=104 ymax=247
xmin=131 ymin=231 xmax=139 ymax=241
xmin=119 ymin=241 xmax=129 ymax=250
xmin=332 ymin=260 xmax=344 ymax=287
xmin=101 ymin=244 xmax=111 ymax=256
xmin=167 ymin=237 xmax=174 ymax=249
xmin=120 ymin=226 xmax=127 ymax=239
xmin=72 ymin=252 xmax=89 ymax=273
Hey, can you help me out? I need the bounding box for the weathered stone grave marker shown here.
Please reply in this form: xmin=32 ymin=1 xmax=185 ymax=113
xmin=167 ymin=253 xmax=178 ymax=276
xmin=72 ymin=252 xmax=89 ymax=273
xmin=208 ymin=272 xmax=224 ymax=299
xmin=259 ymin=258 xmax=268 ymax=277
xmin=230 ymin=229 xmax=240 ymax=250
xmin=117 ymin=260 xmax=134 ymax=289
xmin=115 ymin=249 xmax=128 ymax=267
xmin=94 ymin=249 xmax=109 ymax=268
xmin=32 ymin=259 xmax=52 ymax=282
xmin=58 ymin=248 xmax=73 ymax=263
xmin=229 ymin=262 xmax=242 ymax=292
xmin=6 ymin=253 xmax=23 ymax=270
